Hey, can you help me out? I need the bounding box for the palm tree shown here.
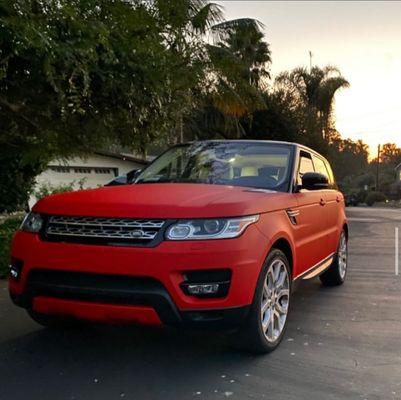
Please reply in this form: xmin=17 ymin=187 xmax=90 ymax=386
xmin=202 ymin=18 xmax=271 ymax=138
xmin=276 ymin=66 xmax=349 ymax=139
xmin=211 ymin=18 xmax=271 ymax=88
xmin=152 ymin=1 xmax=271 ymax=141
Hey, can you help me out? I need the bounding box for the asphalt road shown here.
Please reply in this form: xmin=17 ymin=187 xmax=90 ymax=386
xmin=1 ymin=207 xmax=401 ymax=400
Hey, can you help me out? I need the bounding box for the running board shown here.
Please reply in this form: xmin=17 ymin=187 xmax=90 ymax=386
xmin=295 ymin=253 xmax=335 ymax=281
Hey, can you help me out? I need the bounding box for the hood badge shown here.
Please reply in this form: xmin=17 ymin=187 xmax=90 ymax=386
xmin=130 ymin=230 xmax=145 ymax=238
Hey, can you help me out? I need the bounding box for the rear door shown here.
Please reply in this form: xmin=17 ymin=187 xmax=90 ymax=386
xmin=293 ymin=150 xmax=329 ymax=276
xmin=311 ymin=155 xmax=342 ymax=254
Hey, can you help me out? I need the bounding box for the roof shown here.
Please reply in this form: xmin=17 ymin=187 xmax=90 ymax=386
xmin=94 ymin=151 xmax=149 ymax=165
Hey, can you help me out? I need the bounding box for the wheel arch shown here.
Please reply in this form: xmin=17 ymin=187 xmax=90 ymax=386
xmin=343 ymin=222 xmax=349 ymax=240
xmin=271 ymin=237 xmax=294 ymax=276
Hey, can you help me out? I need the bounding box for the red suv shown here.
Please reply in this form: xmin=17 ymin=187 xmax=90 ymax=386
xmin=9 ymin=141 xmax=348 ymax=353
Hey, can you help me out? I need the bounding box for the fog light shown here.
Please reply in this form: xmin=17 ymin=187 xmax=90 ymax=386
xmin=10 ymin=267 xmax=19 ymax=279
xmin=187 ymin=284 xmax=219 ymax=295
xmin=9 ymin=258 xmax=23 ymax=281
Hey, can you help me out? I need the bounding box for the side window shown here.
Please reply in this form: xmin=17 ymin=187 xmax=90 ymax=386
xmin=298 ymin=152 xmax=314 ymax=184
xmin=324 ymin=160 xmax=337 ymax=188
xmin=312 ymin=156 xmax=329 ymax=178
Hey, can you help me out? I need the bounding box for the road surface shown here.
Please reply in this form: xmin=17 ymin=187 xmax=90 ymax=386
xmin=0 ymin=207 xmax=400 ymax=400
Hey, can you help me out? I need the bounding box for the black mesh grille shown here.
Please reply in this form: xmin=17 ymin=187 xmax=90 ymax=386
xmin=43 ymin=215 xmax=166 ymax=246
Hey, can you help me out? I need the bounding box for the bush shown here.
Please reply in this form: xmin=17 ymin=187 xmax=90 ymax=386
xmin=33 ymin=182 xmax=75 ymax=202
xmin=0 ymin=216 xmax=24 ymax=279
xmin=365 ymin=191 xmax=387 ymax=207
xmin=32 ymin=179 xmax=85 ymax=202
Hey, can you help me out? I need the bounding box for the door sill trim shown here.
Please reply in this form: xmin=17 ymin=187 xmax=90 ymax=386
xmin=294 ymin=253 xmax=335 ymax=281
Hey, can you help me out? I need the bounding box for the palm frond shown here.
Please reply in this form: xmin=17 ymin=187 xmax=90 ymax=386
xmin=190 ymin=2 xmax=223 ymax=33
xmin=211 ymin=18 xmax=265 ymax=43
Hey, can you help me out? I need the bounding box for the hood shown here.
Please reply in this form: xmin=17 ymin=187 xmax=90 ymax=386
xmin=33 ymin=183 xmax=296 ymax=219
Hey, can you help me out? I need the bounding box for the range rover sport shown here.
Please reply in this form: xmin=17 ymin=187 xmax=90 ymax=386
xmin=9 ymin=141 xmax=348 ymax=353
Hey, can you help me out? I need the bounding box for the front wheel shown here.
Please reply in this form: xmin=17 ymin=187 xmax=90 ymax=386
xmin=237 ymin=249 xmax=291 ymax=353
xmin=320 ymin=230 xmax=348 ymax=287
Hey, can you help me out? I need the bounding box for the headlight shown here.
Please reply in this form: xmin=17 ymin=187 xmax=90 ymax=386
xmin=166 ymin=215 xmax=259 ymax=240
xmin=20 ymin=212 xmax=44 ymax=233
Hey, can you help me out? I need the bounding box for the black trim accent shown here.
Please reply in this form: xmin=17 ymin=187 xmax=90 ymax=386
xmin=181 ymin=306 xmax=250 ymax=329
xmin=15 ymin=270 xmax=181 ymax=325
xmin=10 ymin=269 xmax=249 ymax=329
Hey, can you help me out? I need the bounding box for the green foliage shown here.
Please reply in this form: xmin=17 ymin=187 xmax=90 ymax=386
xmin=1 ymin=0 xmax=380 ymax=209
xmin=32 ymin=179 xmax=85 ymax=202
xmin=0 ymin=216 xmax=23 ymax=278
xmin=0 ymin=142 xmax=45 ymax=213
xmin=0 ymin=0 xmax=188 ymax=210
xmin=365 ymin=191 xmax=387 ymax=207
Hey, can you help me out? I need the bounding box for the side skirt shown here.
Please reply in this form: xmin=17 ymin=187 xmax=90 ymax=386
xmin=294 ymin=253 xmax=335 ymax=282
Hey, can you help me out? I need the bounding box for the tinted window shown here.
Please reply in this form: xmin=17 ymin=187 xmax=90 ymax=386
xmin=312 ymin=155 xmax=329 ymax=179
xmin=298 ymin=152 xmax=314 ymax=183
xmin=324 ymin=160 xmax=336 ymax=187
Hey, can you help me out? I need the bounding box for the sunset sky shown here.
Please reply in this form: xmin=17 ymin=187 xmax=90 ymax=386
xmin=219 ymin=1 xmax=401 ymax=154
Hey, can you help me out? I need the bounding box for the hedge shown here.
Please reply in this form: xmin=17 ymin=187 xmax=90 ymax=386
xmin=0 ymin=216 xmax=23 ymax=278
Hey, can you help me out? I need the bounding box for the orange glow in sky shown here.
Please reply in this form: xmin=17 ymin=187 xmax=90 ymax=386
xmin=219 ymin=1 xmax=401 ymax=154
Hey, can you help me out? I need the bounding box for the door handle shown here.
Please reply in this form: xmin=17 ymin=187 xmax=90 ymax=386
xmin=320 ymin=198 xmax=326 ymax=206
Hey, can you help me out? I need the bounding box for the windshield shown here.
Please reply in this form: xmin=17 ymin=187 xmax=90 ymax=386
xmin=136 ymin=142 xmax=293 ymax=191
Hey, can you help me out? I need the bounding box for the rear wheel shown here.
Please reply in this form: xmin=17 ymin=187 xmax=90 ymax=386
xmin=320 ymin=230 xmax=348 ymax=286
xmin=27 ymin=309 xmax=80 ymax=329
xmin=237 ymin=249 xmax=291 ymax=353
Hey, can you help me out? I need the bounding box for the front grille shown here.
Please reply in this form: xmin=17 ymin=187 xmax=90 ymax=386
xmin=43 ymin=215 xmax=165 ymax=246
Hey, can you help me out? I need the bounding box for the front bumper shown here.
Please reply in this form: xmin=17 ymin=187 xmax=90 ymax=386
xmin=9 ymin=225 xmax=269 ymax=327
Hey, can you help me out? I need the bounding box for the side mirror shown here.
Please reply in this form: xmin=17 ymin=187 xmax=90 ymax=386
xmin=301 ymin=172 xmax=329 ymax=190
xmin=127 ymin=169 xmax=141 ymax=183
xmin=104 ymin=175 xmax=128 ymax=186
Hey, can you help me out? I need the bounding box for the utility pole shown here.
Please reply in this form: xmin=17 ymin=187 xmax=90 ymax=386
xmin=376 ymin=144 xmax=381 ymax=191
xmin=309 ymin=50 xmax=313 ymax=72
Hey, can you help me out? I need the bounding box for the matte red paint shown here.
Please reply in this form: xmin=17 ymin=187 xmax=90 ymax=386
xmin=33 ymin=297 xmax=162 ymax=326
xmin=9 ymin=177 xmax=346 ymax=325
xmin=32 ymin=183 xmax=297 ymax=219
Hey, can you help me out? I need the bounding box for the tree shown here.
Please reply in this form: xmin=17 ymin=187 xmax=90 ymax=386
xmin=188 ymin=18 xmax=271 ymax=139
xmin=0 ymin=0 xmax=185 ymax=211
xmin=211 ymin=18 xmax=271 ymax=88
xmin=150 ymin=0 xmax=223 ymax=145
xmin=276 ymin=66 xmax=349 ymax=141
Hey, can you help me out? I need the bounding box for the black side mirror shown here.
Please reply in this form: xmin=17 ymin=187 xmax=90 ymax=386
xmin=301 ymin=172 xmax=329 ymax=190
xmin=127 ymin=169 xmax=141 ymax=183
xmin=104 ymin=175 xmax=128 ymax=186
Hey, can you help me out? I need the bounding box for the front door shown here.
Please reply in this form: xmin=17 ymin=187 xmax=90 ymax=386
xmin=292 ymin=151 xmax=329 ymax=277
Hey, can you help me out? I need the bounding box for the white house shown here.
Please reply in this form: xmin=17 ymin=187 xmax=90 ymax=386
xmin=30 ymin=151 xmax=149 ymax=207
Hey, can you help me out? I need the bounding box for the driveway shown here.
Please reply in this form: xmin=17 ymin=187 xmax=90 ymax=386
xmin=0 ymin=207 xmax=400 ymax=400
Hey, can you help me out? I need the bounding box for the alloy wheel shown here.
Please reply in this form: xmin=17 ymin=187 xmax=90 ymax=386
xmin=338 ymin=232 xmax=348 ymax=279
xmin=260 ymin=259 xmax=290 ymax=343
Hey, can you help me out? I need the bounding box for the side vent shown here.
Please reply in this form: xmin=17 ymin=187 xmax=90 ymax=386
xmin=286 ymin=209 xmax=300 ymax=225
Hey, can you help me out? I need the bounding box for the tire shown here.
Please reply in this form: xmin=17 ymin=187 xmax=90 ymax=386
xmin=236 ymin=249 xmax=291 ymax=354
xmin=27 ymin=309 xmax=80 ymax=329
xmin=320 ymin=230 xmax=348 ymax=287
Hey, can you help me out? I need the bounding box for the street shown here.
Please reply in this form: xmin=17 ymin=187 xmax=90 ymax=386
xmin=0 ymin=207 xmax=400 ymax=400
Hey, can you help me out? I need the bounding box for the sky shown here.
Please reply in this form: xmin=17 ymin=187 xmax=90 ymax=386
xmin=218 ymin=1 xmax=401 ymax=154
